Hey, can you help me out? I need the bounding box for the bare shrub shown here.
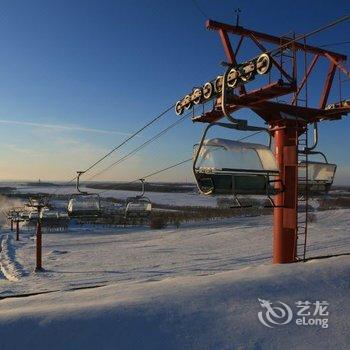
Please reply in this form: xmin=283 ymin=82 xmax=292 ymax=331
xmin=307 ymin=213 xmax=317 ymax=223
xmin=174 ymin=219 xmax=181 ymax=229
xmin=217 ymin=197 xmax=232 ymax=208
xmin=318 ymin=197 xmax=350 ymax=210
xmin=150 ymin=217 xmax=167 ymax=229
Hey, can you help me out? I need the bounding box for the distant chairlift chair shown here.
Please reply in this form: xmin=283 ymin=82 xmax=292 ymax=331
xmin=67 ymin=171 xmax=101 ymax=219
xmin=193 ymin=122 xmax=282 ymax=208
xmin=125 ymin=179 xmax=152 ymax=220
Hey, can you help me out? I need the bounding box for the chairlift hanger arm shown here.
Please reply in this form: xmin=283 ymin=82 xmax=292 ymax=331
xmin=305 ymin=122 xmax=318 ymax=152
xmin=76 ymin=171 xmax=88 ymax=195
xmin=299 ymin=150 xmax=328 ymax=163
xmin=140 ymin=178 xmax=145 ymax=197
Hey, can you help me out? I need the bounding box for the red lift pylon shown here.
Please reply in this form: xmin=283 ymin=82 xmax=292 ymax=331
xmin=179 ymin=19 xmax=349 ymax=263
xmin=27 ymin=197 xmax=47 ymax=271
xmin=7 ymin=208 xmax=23 ymax=241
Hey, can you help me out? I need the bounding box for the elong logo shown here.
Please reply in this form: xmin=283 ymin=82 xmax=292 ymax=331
xmin=258 ymin=298 xmax=293 ymax=328
xmin=258 ymin=299 xmax=329 ymax=329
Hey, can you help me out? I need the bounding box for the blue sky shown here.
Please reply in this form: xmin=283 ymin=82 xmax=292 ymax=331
xmin=0 ymin=0 xmax=349 ymax=183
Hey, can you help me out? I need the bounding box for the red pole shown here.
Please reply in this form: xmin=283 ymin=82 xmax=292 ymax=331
xmin=272 ymin=125 xmax=298 ymax=263
xmin=16 ymin=220 xmax=19 ymax=241
xmin=35 ymin=208 xmax=43 ymax=271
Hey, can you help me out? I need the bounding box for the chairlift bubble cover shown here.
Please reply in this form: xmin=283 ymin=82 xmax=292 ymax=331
xmin=194 ymin=138 xmax=279 ymax=195
xmin=126 ymin=202 xmax=152 ymax=212
xmin=196 ymin=138 xmax=279 ymax=174
xmin=67 ymin=195 xmax=101 ymax=213
xmin=125 ymin=196 xmax=152 ymax=213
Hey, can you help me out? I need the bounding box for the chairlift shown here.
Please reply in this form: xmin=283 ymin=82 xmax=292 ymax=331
xmin=298 ymin=122 xmax=337 ymax=195
xmin=299 ymin=151 xmax=337 ymax=195
xmin=40 ymin=208 xmax=59 ymax=220
xmin=67 ymin=171 xmax=101 ymax=218
xmin=125 ymin=179 xmax=152 ymax=218
xmin=39 ymin=209 xmax=70 ymax=231
xmin=193 ymin=122 xmax=282 ymax=207
xmin=28 ymin=211 xmax=39 ymax=221
xmin=6 ymin=208 xmax=24 ymax=222
xmin=18 ymin=211 xmax=30 ymax=221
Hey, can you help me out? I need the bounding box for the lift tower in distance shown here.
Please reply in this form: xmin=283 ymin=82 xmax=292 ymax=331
xmin=26 ymin=197 xmax=48 ymax=271
xmin=175 ymin=18 xmax=350 ymax=263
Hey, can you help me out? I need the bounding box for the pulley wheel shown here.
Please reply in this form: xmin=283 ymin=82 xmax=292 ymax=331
xmin=227 ymin=68 xmax=239 ymax=88
xmin=214 ymin=75 xmax=223 ymax=93
xmin=241 ymin=61 xmax=255 ymax=81
xmin=256 ymin=53 xmax=272 ymax=75
xmin=175 ymin=101 xmax=184 ymax=115
xmin=183 ymin=94 xmax=192 ymax=110
xmin=203 ymin=82 xmax=214 ymax=100
xmin=192 ymin=88 xmax=203 ymax=105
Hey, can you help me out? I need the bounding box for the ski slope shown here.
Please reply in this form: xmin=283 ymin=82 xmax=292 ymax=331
xmin=0 ymin=209 xmax=349 ymax=349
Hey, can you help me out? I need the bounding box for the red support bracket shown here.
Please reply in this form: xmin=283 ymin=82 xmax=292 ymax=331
xmin=206 ymin=19 xmax=347 ymax=61
xmin=291 ymin=54 xmax=319 ymax=105
xmin=249 ymin=33 xmax=294 ymax=83
xmin=319 ymin=62 xmax=337 ymax=109
xmin=218 ymin=29 xmax=235 ymax=64
xmin=324 ymin=53 xmax=350 ymax=78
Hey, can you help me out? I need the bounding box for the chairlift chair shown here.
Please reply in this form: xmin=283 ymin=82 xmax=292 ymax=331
xmin=40 ymin=208 xmax=59 ymax=220
xmin=298 ymin=151 xmax=337 ymax=195
xmin=28 ymin=211 xmax=39 ymax=221
xmin=125 ymin=198 xmax=152 ymax=217
xmin=125 ymin=179 xmax=152 ymax=218
xmin=19 ymin=211 xmax=30 ymax=221
xmin=298 ymin=123 xmax=337 ymax=195
xmin=193 ymin=122 xmax=282 ymax=207
xmin=67 ymin=171 xmax=101 ymax=218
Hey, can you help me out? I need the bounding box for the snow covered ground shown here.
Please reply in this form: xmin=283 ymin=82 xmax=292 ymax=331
xmin=15 ymin=184 xmax=219 ymax=207
xmin=13 ymin=183 xmax=346 ymax=208
xmin=0 ymin=209 xmax=349 ymax=349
